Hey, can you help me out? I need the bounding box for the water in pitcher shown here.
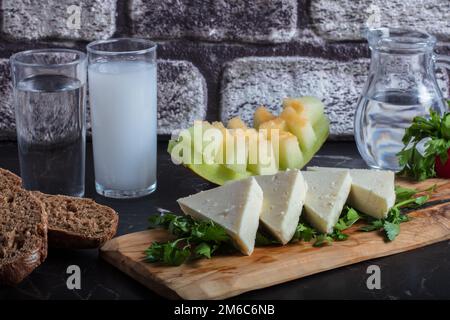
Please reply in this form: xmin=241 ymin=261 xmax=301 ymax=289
xmin=15 ymin=74 xmax=86 ymax=196
xmin=355 ymin=29 xmax=449 ymax=170
xmin=355 ymin=90 xmax=436 ymax=171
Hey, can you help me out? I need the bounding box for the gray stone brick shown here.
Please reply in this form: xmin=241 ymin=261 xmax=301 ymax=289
xmin=129 ymin=0 xmax=297 ymax=43
xmin=310 ymin=0 xmax=450 ymax=40
xmin=0 ymin=59 xmax=206 ymax=139
xmin=0 ymin=59 xmax=14 ymax=140
xmin=220 ymin=57 xmax=449 ymax=138
xmin=157 ymin=60 xmax=207 ymax=135
xmin=1 ymin=0 xmax=116 ymax=41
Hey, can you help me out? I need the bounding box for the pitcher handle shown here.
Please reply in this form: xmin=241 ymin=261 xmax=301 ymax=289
xmin=436 ymin=55 xmax=450 ymax=102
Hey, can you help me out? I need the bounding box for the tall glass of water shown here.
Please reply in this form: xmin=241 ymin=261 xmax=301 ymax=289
xmin=10 ymin=49 xmax=87 ymax=197
xmin=87 ymin=38 xmax=157 ymax=198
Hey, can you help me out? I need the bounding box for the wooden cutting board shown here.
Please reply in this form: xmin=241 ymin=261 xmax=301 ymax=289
xmin=100 ymin=178 xmax=450 ymax=300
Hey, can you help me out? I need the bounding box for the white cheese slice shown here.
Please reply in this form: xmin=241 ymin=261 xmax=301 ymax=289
xmin=177 ymin=177 xmax=263 ymax=255
xmin=254 ymin=170 xmax=307 ymax=244
xmin=302 ymin=171 xmax=352 ymax=234
xmin=307 ymin=167 xmax=395 ymax=219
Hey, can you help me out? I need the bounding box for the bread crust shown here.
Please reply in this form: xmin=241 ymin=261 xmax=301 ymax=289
xmin=33 ymin=192 xmax=119 ymax=249
xmin=0 ymin=189 xmax=48 ymax=286
xmin=0 ymin=238 xmax=47 ymax=286
xmin=0 ymin=168 xmax=22 ymax=188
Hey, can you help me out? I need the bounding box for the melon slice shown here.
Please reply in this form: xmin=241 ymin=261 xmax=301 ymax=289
xmin=276 ymin=131 xmax=304 ymax=170
xmin=212 ymin=121 xmax=226 ymax=129
xmin=280 ymin=106 xmax=317 ymax=151
xmin=283 ymin=96 xmax=325 ymax=125
xmin=246 ymin=129 xmax=278 ymax=175
xmin=213 ymin=126 xmax=248 ymax=174
xmin=253 ymin=106 xmax=276 ymax=129
xmin=170 ymin=121 xmax=218 ymax=165
xmin=258 ymin=117 xmax=287 ymax=140
xmin=227 ymin=117 xmax=248 ymax=130
xmin=301 ymin=115 xmax=330 ymax=166
xmin=168 ymin=138 xmax=251 ymax=185
xmin=168 ymin=96 xmax=330 ymax=186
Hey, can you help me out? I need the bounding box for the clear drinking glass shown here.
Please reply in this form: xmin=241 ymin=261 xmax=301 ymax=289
xmin=354 ymin=28 xmax=450 ymax=171
xmin=10 ymin=49 xmax=87 ymax=197
xmin=87 ymin=38 xmax=157 ymax=199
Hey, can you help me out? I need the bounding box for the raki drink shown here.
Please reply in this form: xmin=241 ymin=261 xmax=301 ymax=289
xmin=88 ymin=60 xmax=157 ymax=198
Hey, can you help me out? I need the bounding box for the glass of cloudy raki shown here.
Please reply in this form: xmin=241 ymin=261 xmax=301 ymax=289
xmin=87 ymin=38 xmax=157 ymax=199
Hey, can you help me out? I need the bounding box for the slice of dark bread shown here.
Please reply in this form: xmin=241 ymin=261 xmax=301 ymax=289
xmin=33 ymin=192 xmax=119 ymax=249
xmin=0 ymin=168 xmax=22 ymax=189
xmin=0 ymin=187 xmax=47 ymax=285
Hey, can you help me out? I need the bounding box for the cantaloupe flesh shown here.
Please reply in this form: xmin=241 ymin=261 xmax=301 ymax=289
xmin=223 ymin=130 xmax=249 ymax=173
xmin=213 ymin=124 xmax=248 ymax=173
xmin=212 ymin=122 xmax=253 ymax=175
xmin=246 ymin=130 xmax=278 ymax=175
xmin=258 ymin=119 xmax=302 ymax=170
xmin=254 ymin=106 xmax=276 ymax=129
xmin=258 ymin=117 xmax=287 ymax=140
xmin=227 ymin=117 xmax=248 ymax=130
xmin=283 ymin=97 xmax=325 ymax=125
xmin=277 ymin=132 xmax=304 ymax=169
xmin=280 ymin=107 xmax=317 ymax=151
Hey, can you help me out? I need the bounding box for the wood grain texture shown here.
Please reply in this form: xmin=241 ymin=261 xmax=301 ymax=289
xmin=100 ymin=179 xmax=450 ymax=300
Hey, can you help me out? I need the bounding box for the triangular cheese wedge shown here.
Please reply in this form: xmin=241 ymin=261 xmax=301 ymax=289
xmin=308 ymin=167 xmax=395 ymax=219
xmin=302 ymin=171 xmax=352 ymax=234
xmin=254 ymin=170 xmax=307 ymax=244
xmin=177 ymin=177 xmax=263 ymax=255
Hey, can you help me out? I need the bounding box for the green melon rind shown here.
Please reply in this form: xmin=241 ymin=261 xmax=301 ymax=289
xmin=301 ymin=115 xmax=330 ymax=166
xmin=167 ymin=138 xmax=252 ymax=185
xmin=186 ymin=163 xmax=252 ymax=185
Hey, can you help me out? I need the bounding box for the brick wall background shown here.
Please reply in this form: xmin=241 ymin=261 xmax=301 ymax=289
xmin=0 ymin=0 xmax=449 ymax=140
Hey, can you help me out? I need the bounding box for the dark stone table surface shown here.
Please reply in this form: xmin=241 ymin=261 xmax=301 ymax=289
xmin=1 ymin=141 xmax=450 ymax=300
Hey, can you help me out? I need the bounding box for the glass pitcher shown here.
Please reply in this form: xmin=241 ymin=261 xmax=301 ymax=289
xmin=354 ymin=28 xmax=450 ymax=171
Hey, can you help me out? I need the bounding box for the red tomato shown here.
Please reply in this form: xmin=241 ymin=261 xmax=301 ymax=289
xmin=435 ymin=148 xmax=450 ymax=179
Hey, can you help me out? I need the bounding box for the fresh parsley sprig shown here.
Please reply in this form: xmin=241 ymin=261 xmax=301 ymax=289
xmin=292 ymin=222 xmax=317 ymax=242
xmin=314 ymin=206 xmax=361 ymax=246
xmin=255 ymin=221 xmax=318 ymax=246
xmin=397 ymin=109 xmax=450 ymax=181
xmin=359 ymin=185 xmax=432 ymax=241
xmin=145 ymin=214 xmax=232 ymax=266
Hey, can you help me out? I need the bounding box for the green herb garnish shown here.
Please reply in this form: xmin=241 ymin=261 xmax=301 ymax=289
xmin=291 ymin=222 xmax=317 ymax=242
xmin=255 ymin=231 xmax=280 ymax=246
xmin=326 ymin=206 xmax=361 ymax=243
xmin=313 ymin=234 xmax=334 ymax=247
xmin=359 ymin=185 xmax=433 ymax=241
xmin=145 ymin=214 xmax=232 ymax=266
xmin=397 ymin=110 xmax=450 ymax=181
